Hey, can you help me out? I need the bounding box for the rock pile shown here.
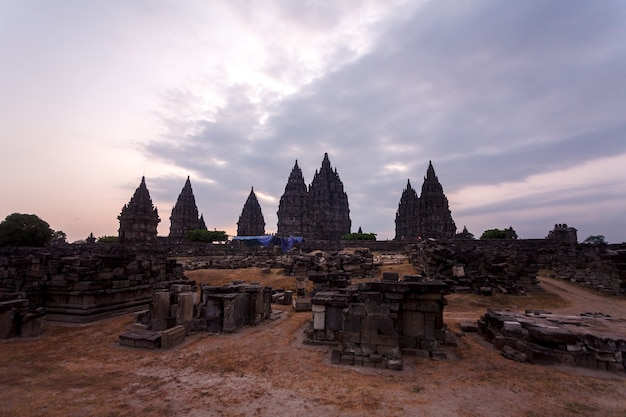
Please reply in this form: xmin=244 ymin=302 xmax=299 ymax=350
xmin=412 ymin=240 xmax=542 ymax=295
xmin=478 ymin=309 xmax=626 ymax=372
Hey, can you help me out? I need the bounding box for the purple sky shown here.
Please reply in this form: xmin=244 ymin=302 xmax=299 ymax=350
xmin=1 ymin=0 xmax=625 ymax=243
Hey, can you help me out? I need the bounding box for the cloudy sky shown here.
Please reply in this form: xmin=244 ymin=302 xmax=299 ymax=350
xmin=1 ymin=0 xmax=625 ymax=243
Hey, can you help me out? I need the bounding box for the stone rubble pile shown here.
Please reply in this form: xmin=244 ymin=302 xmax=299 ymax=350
xmin=411 ymin=240 xmax=542 ymax=295
xmin=478 ymin=309 xmax=626 ymax=372
xmin=538 ymin=245 xmax=626 ymax=295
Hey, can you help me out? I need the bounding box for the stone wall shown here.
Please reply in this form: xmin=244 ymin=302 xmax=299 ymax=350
xmin=410 ymin=240 xmax=626 ymax=296
xmin=0 ymin=245 xmax=187 ymax=325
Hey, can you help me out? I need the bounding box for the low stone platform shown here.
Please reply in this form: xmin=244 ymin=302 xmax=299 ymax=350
xmin=478 ymin=309 xmax=626 ymax=372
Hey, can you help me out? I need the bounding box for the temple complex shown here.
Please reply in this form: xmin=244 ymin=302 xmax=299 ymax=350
xmin=277 ymin=154 xmax=351 ymax=240
xmin=277 ymin=161 xmax=310 ymax=237
xmin=308 ymin=153 xmax=351 ymax=240
xmin=394 ymin=179 xmax=420 ymax=240
xmin=395 ymin=161 xmax=456 ymax=240
xmin=169 ymin=176 xmax=207 ymax=241
xmin=236 ymin=187 xmax=266 ymax=236
xmin=118 ymin=176 xmax=160 ymax=243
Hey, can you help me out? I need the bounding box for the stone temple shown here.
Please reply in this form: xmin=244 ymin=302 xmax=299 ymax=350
xmin=276 ymin=161 xmax=310 ymax=238
xmin=169 ymin=176 xmax=207 ymax=241
xmin=118 ymin=177 xmax=161 ymax=243
xmin=277 ymin=153 xmax=351 ymax=240
xmin=395 ymin=161 xmax=456 ymax=240
xmin=237 ymin=187 xmax=266 ymax=236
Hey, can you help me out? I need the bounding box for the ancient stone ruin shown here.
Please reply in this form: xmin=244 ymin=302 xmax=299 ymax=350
xmin=119 ymin=280 xmax=273 ymax=349
xmin=118 ymin=176 xmax=160 ymax=244
xmin=0 ymin=246 xmax=187 ymax=328
xmin=395 ymin=161 xmax=457 ymax=240
xmin=277 ymin=153 xmax=351 ymax=240
xmin=169 ymin=176 xmax=207 ymax=241
xmin=546 ymin=223 xmax=578 ymax=243
xmin=236 ymin=187 xmax=266 ymax=236
xmin=303 ymin=271 xmax=449 ymax=370
xmin=478 ymin=309 xmax=626 ymax=372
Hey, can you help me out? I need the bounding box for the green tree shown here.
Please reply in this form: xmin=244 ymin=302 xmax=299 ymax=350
xmin=480 ymin=228 xmax=508 ymax=239
xmin=0 ymin=213 xmax=54 ymax=247
xmin=186 ymin=230 xmax=228 ymax=242
xmin=582 ymin=235 xmax=607 ymax=245
xmin=341 ymin=231 xmax=377 ymax=241
xmin=97 ymin=235 xmax=119 ymax=243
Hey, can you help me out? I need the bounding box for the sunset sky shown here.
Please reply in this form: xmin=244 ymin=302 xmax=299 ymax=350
xmin=1 ymin=0 xmax=625 ymax=243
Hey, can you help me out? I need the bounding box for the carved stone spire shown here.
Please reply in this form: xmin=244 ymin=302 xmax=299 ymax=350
xmin=169 ymin=176 xmax=206 ymax=241
xmin=277 ymin=160 xmax=310 ymax=237
xmin=308 ymin=153 xmax=351 ymax=240
xmin=417 ymin=161 xmax=456 ymax=239
xmin=118 ymin=176 xmax=160 ymax=243
xmin=394 ymin=179 xmax=420 ymax=240
xmin=237 ymin=187 xmax=266 ymax=236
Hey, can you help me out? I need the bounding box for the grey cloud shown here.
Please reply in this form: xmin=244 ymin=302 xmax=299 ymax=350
xmin=142 ymin=0 xmax=626 ymax=240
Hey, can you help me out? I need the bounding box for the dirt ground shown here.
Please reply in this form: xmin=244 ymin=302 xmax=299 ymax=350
xmin=1 ymin=265 xmax=626 ymax=417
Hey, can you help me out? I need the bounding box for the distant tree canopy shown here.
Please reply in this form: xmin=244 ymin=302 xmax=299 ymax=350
xmin=0 ymin=213 xmax=54 ymax=247
xmin=582 ymin=235 xmax=607 ymax=245
xmin=186 ymin=230 xmax=228 ymax=243
xmin=97 ymin=235 xmax=119 ymax=243
xmin=480 ymin=227 xmax=517 ymax=240
xmin=342 ymin=231 xmax=377 ymax=241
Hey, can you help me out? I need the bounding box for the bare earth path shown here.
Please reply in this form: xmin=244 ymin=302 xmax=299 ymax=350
xmin=537 ymin=276 xmax=626 ymax=318
xmin=1 ymin=269 xmax=625 ymax=417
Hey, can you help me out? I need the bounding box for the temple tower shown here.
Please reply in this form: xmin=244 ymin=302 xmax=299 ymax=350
xmin=237 ymin=187 xmax=266 ymax=236
xmin=394 ymin=179 xmax=420 ymax=240
xmin=417 ymin=161 xmax=456 ymax=239
xmin=277 ymin=161 xmax=310 ymax=237
xmin=169 ymin=176 xmax=206 ymax=241
xmin=118 ymin=176 xmax=160 ymax=243
xmin=308 ymin=153 xmax=351 ymax=240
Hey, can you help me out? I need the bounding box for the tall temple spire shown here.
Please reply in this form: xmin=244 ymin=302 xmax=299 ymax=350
xmin=237 ymin=187 xmax=266 ymax=236
xmin=308 ymin=153 xmax=351 ymax=240
xmin=393 ymin=161 xmax=457 ymax=241
xmin=394 ymin=179 xmax=420 ymax=240
xmin=277 ymin=160 xmax=310 ymax=237
xmin=169 ymin=176 xmax=206 ymax=241
xmin=417 ymin=161 xmax=456 ymax=239
xmin=118 ymin=176 xmax=160 ymax=243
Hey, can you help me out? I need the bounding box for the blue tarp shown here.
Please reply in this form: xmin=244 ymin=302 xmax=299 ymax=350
xmin=233 ymin=235 xmax=303 ymax=252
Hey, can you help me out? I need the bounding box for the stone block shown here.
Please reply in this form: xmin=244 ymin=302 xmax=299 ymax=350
xmin=292 ymin=297 xmax=311 ymax=311
xmin=331 ymin=349 xmax=342 ymax=364
xmin=402 ymin=311 xmax=425 ymax=337
xmin=340 ymin=354 xmax=354 ymax=365
xmin=325 ymin=306 xmax=343 ymax=331
xmin=378 ymin=316 xmax=397 ymax=336
xmin=161 ymin=325 xmax=186 ymax=349
xmin=313 ymin=310 xmax=326 ymax=330
xmin=340 ymin=311 xmax=359 ymax=333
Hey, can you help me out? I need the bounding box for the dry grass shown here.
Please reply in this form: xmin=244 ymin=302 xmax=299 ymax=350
xmin=1 ymin=262 xmax=625 ymax=417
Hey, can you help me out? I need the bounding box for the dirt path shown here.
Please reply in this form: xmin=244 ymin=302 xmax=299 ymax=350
xmin=537 ymin=276 xmax=626 ymax=318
